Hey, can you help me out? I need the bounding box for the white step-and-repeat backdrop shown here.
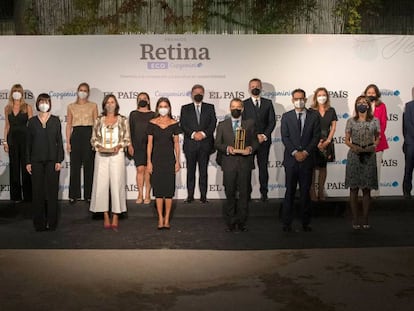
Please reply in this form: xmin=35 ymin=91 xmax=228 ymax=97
xmin=0 ymin=34 xmax=412 ymax=199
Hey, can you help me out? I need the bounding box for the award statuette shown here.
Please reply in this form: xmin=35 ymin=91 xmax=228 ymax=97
xmin=233 ymin=126 xmax=246 ymax=154
xmin=100 ymin=125 xmax=116 ymax=153
xmin=99 ymin=146 xmax=116 ymax=154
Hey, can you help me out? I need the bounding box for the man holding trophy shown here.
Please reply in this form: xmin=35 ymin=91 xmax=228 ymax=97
xmin=215 ymin=98 xmax=259 ymax=232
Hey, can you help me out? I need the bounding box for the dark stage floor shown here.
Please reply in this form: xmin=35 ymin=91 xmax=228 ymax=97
xmin=0 ymin=197 xmax=413 ymax=250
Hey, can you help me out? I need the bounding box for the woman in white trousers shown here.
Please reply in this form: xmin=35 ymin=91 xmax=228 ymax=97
xmin=89 ymin=94 xmax=131 ymax=230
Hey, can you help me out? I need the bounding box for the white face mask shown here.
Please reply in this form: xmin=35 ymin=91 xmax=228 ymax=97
xmin=317 ymin=96 xmax=327 ymax=105
xmin=12 ymin=91 xmax=22 ymax=100
xmin=78 ymin=91 xmax=88 ymax=99
xmin=158 ymin=107 xmax=169 ymax=116
xmin=38 ymin=102 xmax=50 ymax=113
xmin=293 ymin=99 xmax=305 ymax=109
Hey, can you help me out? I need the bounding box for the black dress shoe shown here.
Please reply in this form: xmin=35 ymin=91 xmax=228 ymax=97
xmin=69 ymin=198 xmax=77 ymax=204
xmin=225 ymin=225 xmax=235 ymax=232
xmin=403 ymin=192 xmax=412 ymax=199
xmin=238 ymin=224 xmax=248 ymax=232
xmin=200 ymin=198 xmax=209 ymax=203
xmin=283 ymin=225 xmax=292 ymax=232
xmin=260 ymin=194 xmax=268 ymax=202
xmin=302 ymin=225 xmax=312 ymax=232
xmin=184 ymin=197 xmax=194 ymax=203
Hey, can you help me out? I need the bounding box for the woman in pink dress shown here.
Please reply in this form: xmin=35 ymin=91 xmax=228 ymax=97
xmin=364 ymin=84 xmax=389 ymax=197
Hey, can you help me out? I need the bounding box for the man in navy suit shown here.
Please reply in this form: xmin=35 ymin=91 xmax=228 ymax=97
xmin=281 ymin=88 xmax=320 ymax=232
xmin=403 ymin=97 xmax=414 ymax=199
xmin=242 ymin=78 xmax=276 ymax=202
xmin=180 ymin=84 xmax=217 ymax=203
xmin=215 ymin=98 xmax=259 ymax=232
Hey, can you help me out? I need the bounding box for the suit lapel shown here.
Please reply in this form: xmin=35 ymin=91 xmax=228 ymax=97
xmin=191 ymin=103 xmax=197 ymax=120
xmin=289 ymin=111 xmax=301 ymax=140
xmin=228 ymin=118 xmax=235 ymax=139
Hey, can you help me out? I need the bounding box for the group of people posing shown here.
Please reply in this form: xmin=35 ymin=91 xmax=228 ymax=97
xmin=4 ymin=79 xmax=412 ymax=233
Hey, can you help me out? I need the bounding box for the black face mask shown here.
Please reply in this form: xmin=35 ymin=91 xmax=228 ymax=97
xmin=194 ymin=94 xmax=203 ymax=103
xmin=251 ymin=88 xmax=261 ymax=96
xmin=231 ymin=109 xmax=242 ymax=118
xmin=357 ymin=104 xmax=368 ymax=113
xmin=368 ymin=95 xmax=377 ymax=102
xmin=138 ymin=100 xmax=148 ymax=108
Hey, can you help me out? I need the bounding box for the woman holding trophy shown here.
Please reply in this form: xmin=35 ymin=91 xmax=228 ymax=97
xmin=89 ymin=94 xmax=131 ymax=230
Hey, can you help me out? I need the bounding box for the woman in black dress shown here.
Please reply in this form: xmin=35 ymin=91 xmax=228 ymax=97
xmin=3 ymin=84 xmax=33 ymax=202
xmin=146 ymin=97 xmax=181 ymax=230
xmin=26 ymin=93 xmax=64 ymax=231
xmin=128 ymin=92 xmax=155 ymax=204
xmin=310 ymin=87 xmax=337 ymax=201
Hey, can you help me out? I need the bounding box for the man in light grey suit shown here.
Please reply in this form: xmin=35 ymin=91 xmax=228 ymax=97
xmin=215 ymin=98 xmax=259 ymax=232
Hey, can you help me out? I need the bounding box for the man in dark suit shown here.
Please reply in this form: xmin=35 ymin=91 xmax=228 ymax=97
xmin=403 ymin=97 xmax=414 ymax=199
xmin=180 ymin=84 xmax=217 ymax=203
xmin=215 ymin=98 xmax=259 ymax=232
xmin=281 ymin=88 xmax=320 ymax=232
xmin=242 ymin=78 xmax=276 ymax=202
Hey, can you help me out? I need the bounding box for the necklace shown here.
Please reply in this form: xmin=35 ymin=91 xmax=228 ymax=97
xmin=38 ymin=114 xmax=50 ymax=129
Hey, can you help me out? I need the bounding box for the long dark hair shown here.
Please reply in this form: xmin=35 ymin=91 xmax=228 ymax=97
xmin=364 ymin=84 xmax=382 ymax=107
xmin=101 ymin=94 xmax=120 ymax=116
xmin=154 ymin=97 xmax=173 ymax=119
xmin=137 ymin=92 xmax=151 ymax=110
xmin=353 ymin=95 xmax=374 ymax=121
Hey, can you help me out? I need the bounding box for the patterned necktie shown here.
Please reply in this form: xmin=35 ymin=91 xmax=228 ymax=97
xmin=233 ymin=120 xmax=239 ymax=134
xmin=298 ymin=112 xmax=302 ymax=135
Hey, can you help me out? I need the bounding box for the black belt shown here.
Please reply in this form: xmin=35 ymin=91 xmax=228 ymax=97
xmin=353 ymin=143 xmax=373 ymax=148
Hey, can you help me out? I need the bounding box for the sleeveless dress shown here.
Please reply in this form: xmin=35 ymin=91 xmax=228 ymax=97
xmin=8 ymin=111 xmax=32 ymax=201
xmin=129 ymin=110 xmax=155 ymax=166
xmin=314 ymin=107 xmax=338 ymax=167
xmin=147 ymin=122 xmax=182 ymax=198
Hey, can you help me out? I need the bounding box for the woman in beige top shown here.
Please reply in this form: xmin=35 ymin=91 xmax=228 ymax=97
xmin=66 ymin=82 xmax=98 ymax=203
xmin=89 ymin=94 xmax=131 ymax=230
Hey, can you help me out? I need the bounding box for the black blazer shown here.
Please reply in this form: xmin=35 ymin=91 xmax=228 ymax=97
xmin=403 ymin=100 xmax=414 ymax=145
xmin=180 ymin=102 xmax=217 ymax=153
xmin=214 ymin=118 xmax=259 ymax=171
xmin=281 ymin=109 xmax=320 ymax=168
xmin=242 ymin=97 xmax=276 ymax=145
xmin=26 ymin=115 xmax=64 ymax=164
